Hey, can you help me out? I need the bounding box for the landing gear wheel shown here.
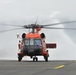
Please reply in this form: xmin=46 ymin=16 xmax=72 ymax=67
xmin=18 ymin=54 xmax=23 ymax=62
xmin=36 ymin=57 xmax=38 ymax=61
xmin=18 ymin=57 xmax=22 ymax=62
xmin=33 ymin=57 xmax=38 ymax=61
xmin=33 ymin=58 xmax=35 ymax=61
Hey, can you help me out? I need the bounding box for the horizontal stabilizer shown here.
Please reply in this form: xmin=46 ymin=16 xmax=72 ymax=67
xmin=46 ymin=43 xmax=56 ymax=48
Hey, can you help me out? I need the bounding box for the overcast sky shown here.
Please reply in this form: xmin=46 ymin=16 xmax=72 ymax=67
xmin=0 ymin=0 xmax=76 ymax=60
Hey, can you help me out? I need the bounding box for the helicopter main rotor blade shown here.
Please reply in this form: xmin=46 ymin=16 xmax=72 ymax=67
xmin=0 ymin=21 xmax=76 ymax=29
xmin=0 ymin=24 xmax=26 ymax=27
xmin=0 ymin=28 xmax=24 ymax=33
xmin=44 ymin=27 xmax=76 ymax=30
xmin=42 ymin=21 xmax=76 ymax=27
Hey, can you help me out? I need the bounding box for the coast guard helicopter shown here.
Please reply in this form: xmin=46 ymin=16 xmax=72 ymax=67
xmin=0 ymin=20 xmax=76 ymax=62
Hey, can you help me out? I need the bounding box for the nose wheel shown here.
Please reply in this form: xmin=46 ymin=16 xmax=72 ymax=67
xmin=33 ymin=56 xmax=38 ymax=61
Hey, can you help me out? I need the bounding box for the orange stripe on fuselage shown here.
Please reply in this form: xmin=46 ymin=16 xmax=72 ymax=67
xmin=26 ymin=33 xmax=40 ymax=38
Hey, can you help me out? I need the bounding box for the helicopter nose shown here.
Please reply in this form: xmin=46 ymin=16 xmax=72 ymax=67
xmin=28 ymin=50 xmax=34 ymax=56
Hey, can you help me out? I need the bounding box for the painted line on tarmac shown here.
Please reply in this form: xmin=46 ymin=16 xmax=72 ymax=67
xmin=54 ymin=61 xmax=76 ymax=69
xmin=54 ymin=65 xmax=65 ymax=69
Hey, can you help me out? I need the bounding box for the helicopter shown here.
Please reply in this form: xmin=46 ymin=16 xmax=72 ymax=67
xmin=17 ymin=25 xmax=56 ymax=62
xmin=0 ymin=20 xmax=76 ymax=62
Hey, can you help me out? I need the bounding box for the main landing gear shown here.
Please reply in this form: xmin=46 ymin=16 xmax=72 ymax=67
xmin=18 ymin=55 xmax=48 ymax=62
xmin=44 ymin=50 xmax=49 ymax=62
xmin=44 ymin=56 xmax=48 ymax=62
xmin=18 ymin=54 xmax=23 ymax=62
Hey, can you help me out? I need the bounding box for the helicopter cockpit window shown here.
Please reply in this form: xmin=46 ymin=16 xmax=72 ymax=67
xmin=24 ymin=39 xmax=34 ymax=46
xmin=24 ymin=39 xmax=29 ymax=46
xmin=24 ymin=39 xmax=41 ymax=46
xmin=34 ymin=39 xmax=41 ymax=46
xmin=30 ymin=39 xmax=34 ymax=45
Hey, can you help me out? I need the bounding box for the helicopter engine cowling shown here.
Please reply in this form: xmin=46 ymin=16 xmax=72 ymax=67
xmin=40 ymin=33 xmax=45 ymax=39
xmin=22 ymin=33 xmax=26 ymax=39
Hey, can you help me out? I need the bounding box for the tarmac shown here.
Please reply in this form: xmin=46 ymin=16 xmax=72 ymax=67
xmin=0 ymin=60 xmax=76 ymax=75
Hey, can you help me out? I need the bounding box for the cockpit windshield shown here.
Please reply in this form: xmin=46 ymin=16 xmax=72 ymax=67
xmin=30 ymin=39 xmax=34 ymax=45
xmin=34 ymin=39 xmax=41 ymax=46
xmin=24 ymin=39 xmax=41 ymax=46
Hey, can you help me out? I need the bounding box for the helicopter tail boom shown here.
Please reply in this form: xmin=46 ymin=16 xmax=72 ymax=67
xmin=46 ymin=43 xmax=56 ymax=48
